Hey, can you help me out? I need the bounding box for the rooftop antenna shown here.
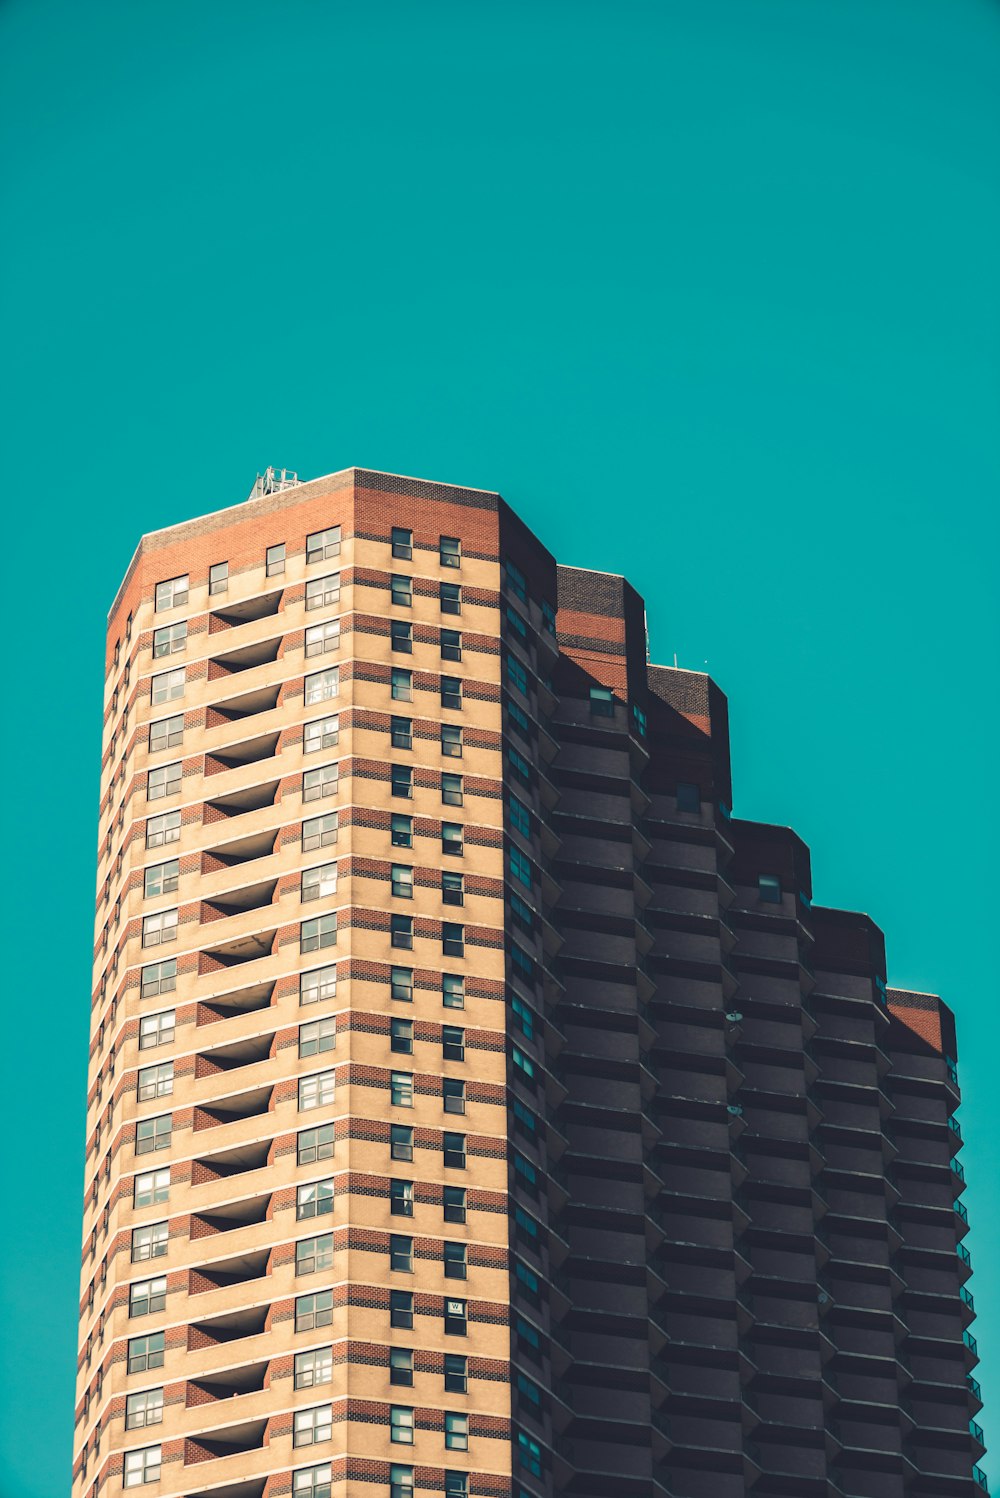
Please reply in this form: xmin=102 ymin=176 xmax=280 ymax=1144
xmin=673 ymin=653 xmax=678 ymax=668
xmin=247 ymin=466 xmax=300 ymax=502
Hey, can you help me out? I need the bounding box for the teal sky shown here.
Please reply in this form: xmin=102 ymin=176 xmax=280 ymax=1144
xmin=2 ymin=2 xmax=998 ymax=1492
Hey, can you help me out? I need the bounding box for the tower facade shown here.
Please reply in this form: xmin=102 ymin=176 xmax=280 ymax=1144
xmin=75 ymin=468 xmax=986 ymax=1498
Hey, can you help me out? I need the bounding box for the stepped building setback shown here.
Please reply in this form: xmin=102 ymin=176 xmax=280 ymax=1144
xmin=76 ymin=466 xmax=986 ymax=1498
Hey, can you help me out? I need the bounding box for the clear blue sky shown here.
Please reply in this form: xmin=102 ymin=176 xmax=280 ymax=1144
xmin=2 ymin=2 xmax=997 ymax=1493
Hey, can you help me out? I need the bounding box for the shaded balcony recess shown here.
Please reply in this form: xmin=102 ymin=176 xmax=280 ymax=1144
xmin=186 ymin=1361 xmax=269 ymax=1406
xmin=202 ymin=830 xmax=277 ymax=874
xmin=204 ymin=781 xmax=279 ymax=821
xmin=201 ymin=880 xmax=277 ymax=923
xmin=181 ymin=1480 xmax=264 ymax=1498
xmin=196 ymin=1032 xmax=274 ymax=1077
xmin=210 ymin=590 xmax=283 ymax=629
xmin=192 ymin=1084 xmax=272 ymax=1131
xmin=206 ymin=686 xmax=280 ymax=726
xmin=196 ymin=980 xmax=275 ymax=1025
xmin=198 ymin=929 xmax=276 ymax=970
xmin=192 ymin=1140 xmax=272 ymax=1185
xmin=208 ymin=638 xmax=282 ymax=680
xmin=188 ymin=1305 xmax=269 ymax=1349
xmin=188 ymin=1247 xmax=270 ymax=1295
xmin=190 ymin=1192 xmax=271 ymax=1238
xmin=205 ymin=733 xmax=281 ymax=775
xmin=184 ymin=1418 xmax=268 ymax=1465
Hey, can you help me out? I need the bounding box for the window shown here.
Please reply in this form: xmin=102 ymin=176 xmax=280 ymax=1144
xmin=441 ymin=822 xmax=463 ymax=857
xmin=444 ymin=1412 xmax=469 ymax=1451
xmin=443 ymin=1186 xmax=467 ymax=1224
xmin=390 ymin=1179 xmax=414 ymax=1217
xmin=442 ymin=973 xmax=465 ymax=1009
xmin=513 ymin=1152 xmax=537 ymax=1193
xmin=517 ymin=1372 xmax=542 ymax=1408
xmin=390 ymin=1235 xmax=413 ymax=1272
xmin=391 ymin=574 xmax=412 ymax=607
xmin=295 ymin=1289 xmax=333 ymax=1331
xmin=303 ymin=812 xmax=339 ymax=852
xmin=443 ymin=1298 xmax=467 ymax=1335
xmin=441 ymin=773 xmax=463 ymax=806
xmin=131 ymin=1221 xmax=168 ymax=1262
xmin=146 ymin=810 xmax=180 ymax=850
xmin=391 ymin=814 xmax=413 ymax=849
xmin=390 ymin=1289 xmax=413 ymax=1327
xmin=515 ymin=1314 xmax=540 ymax=1356
xmin=390 ymin=966 xmax=413 ymax=1002
xmin=144 ymin=860 xmax=179 ymax=898
xmin=127 ymin=1332 xmax=164 ymax=1374
xmin=518 ymin=1430 xmax=542 ymax=1476
xmin=307 ymin=525 xmax=342 ymax=563
xmin=293 ymin=1464 xmax=333 ymax=1498
xmin=306 ymin=573 xmax=341 ymax=611
xmin=516 ymin=1259 xmax=540 ymax=1303
xmin=391 ymin=864 xmax=413 ymax=899
xmin=390 ymin=1347 xmax=414 ymax=1386
xmin=152 ymin=620 xmax=187 ymax=657
xmin=391 ymin=914 xmax=413 ymax=949
xmin=137 ymin=1062 xmax=173 ymax=1102
xmin=676 ymin=781 xmax=700 ymax=812
xmin=390 ymin=1018 xmax=414 ymax=1055
xmin=443 ymin=1241 xmax=467 ymax=1280
xmin=513 ymin=1098 xmax=537 ymax=1139
xmin=266 ymin=542 xmax=286 ymax=576
xmin=441 ymin=723 xmax=463 ymax=758
xmin=443 ymin=1132 xmax=466 ymax=1168
xmin=123 ymin=1444 xmax=161 ymax=1487
xmin=149 ymin=714 xmax=183 ymax=753
xmin=128 ymin=1277 xmax=166 ymax=1318
xmin=507 ymin=654 xmax=528 ymax=696
xmin=511 ymin=894 xmax=533 ymax=934
xmin=299 ymin=1120 xmax=338 ymax=1162
xmin=305 ymin=619 xmax=341 ymax=657
xmin=141 ymin=958 xmax=176 ymax=1000
xmin=390 ymin=619 xmax=413 ymax=654
xmin=209 ymin=561 xmax=228 ymax=595
xmin=301 ymin=964 xmax=337 ymax=1007
xmin=508 ymin=794 xmax=531 ymax=838
xmin=391 ymin=1071 xmax=413 ymax=1107
xmin=390 ymin=1405 xmax=414 ymax=1444
xmin=155 ymin=575 xmax=188 ymax=611
xmin=125 ymin=1388 xmax=163 ymax=1431
xmin=505 ymin=604 xmax=528 ymax=640
xmin=442 ymin=924 xmax=464 ymax=957
xmin=305 ymin=667 xmax=340 ymax=705
xmin=391 ymin=767 xmax=413 ymax=803
xmin=440 ymin=582 xmax=461 ymax=615
xmin=304 ymin=715 xmax=340 ymax=753
xmin=296 ymin=1179 xmax=334 ymax=1219
xmin=507 ymin=696 xmax=530 ymax=738
xmin=507 ymin=747 xmax=531 ymax=786
xmin=391 ymin=668 xmax=412 ymax=702
xmin=440 ymin=536 xmax=461 ymax=568
xmin=391 ymin=527 xmax=412 ymax=560
xmin=302 ymin=862 xmax=338 ymax=902
xmin=442 ymin=871 xmax=463 ymax=906
xmin=299 ymin=1017 xmax=337 ymax=1057
xmin=299 ymin=1071 xmax=336 ymax=1111
xmin=441 ymin=676 xmax=462 ymax=710
xmin=390 ymin=1125 xmax=414 ymax=1162
xmin=146 ymin=762 xmax=181 ymax=800
xmin=445 ymin=1475 xmax=468 ymax=1498
xmin=301 ymin=914 xmax=337 ymax=952
xmin=440 ymin=628 xmax=462 ymax=662
xmin=139 ymin=1011 xmax=175 ymax=1051
xmin=295 ymin=1232 xmax=334 ymax=1274
xmin=632 ymin=702 xmax=648 ymax=738
xmin=390 ymin=1466 xmax=414 ymax=1498
xmin=759 ymin=873 xmax=782 ymax=903
xmin=509 ymin=845 xmax=532 ymax=889
xmin=512 ymin=1046 xmax=535 ymax=1084
xmin=293 ymin=1404 xmax=333 ymax=1447
xmin=511 ymin=943 xmax=536 ymax=986
xmin=442 ymin=1026 xmax=465 ymax=1063
xmin=590 ymin=685 xmax=614 ymax=717
xmin=135 ymin=1115 xmax=171 ymax=1155
xmin=391 ymin=716 xmax=413 ymax=749
xmin=294 ymin=1347 xmax=333 ymax=1389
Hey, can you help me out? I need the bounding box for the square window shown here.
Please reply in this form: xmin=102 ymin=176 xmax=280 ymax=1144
xmin=390 ymin=1071 xmax=413 ymax=1107
xmin=390 ymin=966 xmax=413 ymax=1002
xmin=391 ymin=716 xmax=413 ymax=749
xmin=141 ymin=909 xmax=177 ymax=947
xmin=147 ymin=761 xmax=181 ymax=801
xmin=137 ymin=1061 xmax=173 ymax=1102
xmin=123 ymin=1444 xmax=161 ymax=1487
xmin=139 ymin=1011 xmax=175 ymax=1050
xmin=300 ymin=1016 xmax=337 ymax=1057
xmin=266 ymin=542 xmax=285 ymax=576
xmin=294 ymin=1346 xmax=333 ymax=1389
xmin=301 ymin=913 xmax=337 ymax=952
xmin=303 ymin=812 xmax=339 ymax=852
xmin=128 ymin=1276 xmax=166 ymax=1318
xmin=391 ymin=575 xmax=413 ymax=607
xmin=390 ymin=1347 xmax=414 ymax=1386
xmin=304 ymin=715 xmax=340 ymax=753
xmin=390 ymin=1289 xmax=413 ymax=1327
xmin=305 ymin=667 xmax=340 ymax=705
xmin=441 ymin=676 xmax=462 ymax=710
xmin=209 ymin=561 xmax=228 ymax=595
xmin=296 ymin=1179 xmax=334 ymax=1219
xmin=676 ymin=781 xmax=700 ymax=812
xmin=135 ymin=1115 xmax=171 ymax=1155
xmin=391 ymin=527 xmax=413 ymax=560
xmin=302 ymin=862 xmax=338 ymax=902
xmin=297 ymin=1124 xmax=336 ymax=1166
xmin=141 ymin=958 xmax=176 ymax=1000
xmin=305 ymin=619 xmax=341 ymax=657
xmin=149 ymin=714 xmax=183 ymax=753
xmin=440 ymin=582 xmax=461 ymax=615
xmin=443 ymin=1186 xmax=466 ymax=1224
xmin=133 ymin=1168 xmax=170 ymax=1209
xmin=440 ymin=536 xmax=461 ymax=568
xmin=295 ymin=1232 xmax=334 ymax=1274
xmin=127 ymin=1332 xmax=165 ymax=1374
xmin=390 ymin=1124 xmax=414 ymax=1162
xmin=298 ymin=1070 xmax=336 ymax=1110
xmin=146 ymin=810 xmax=180 ymax=850
xmin=391 ymin=914 xmax=413 ymax=949
xmin=294 ymin=1463 xmax=334 ymax=1498
xmin=300 ymin=964 xmax=338 ymax=1006
xmin=759 ymin=873 xmax=782 ymax=903
xmin=293 ymin=1403 xmax=333 ymax=1447
xmin=442 ymin=973 xmax=465 ymax=1009
xmin=144 ymin=860 xmax=179 ymax=899
xmin=306 ymin=573 xmax=342 ymax=611
xmin=131 ymin=1221 xmax=168 ymax=1262
xmin=441 ymin=723 xmax=463 ymax=758
xmin=590 ymin=685 xmax=614 ymax=717
xmin=295 ymin=1289 xmax=333 ymax=1331
xmin=306 ymin=526 xmax=342 ymax=564
xmin=155 ymin=575 xmax=188 ymax=611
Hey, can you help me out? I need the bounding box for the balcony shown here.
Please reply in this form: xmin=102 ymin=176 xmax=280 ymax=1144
xmin=190 ymin=1191 xmax=271 ymax=1240
xmin=202 ymin=830 xmax=277 ymax=875
xmin=200 ymin=880 xmax=277 ymax=925
xmin=196 ymin=979 xmax=276 ymax=1024
xmin=210 ymin=590 xmax=283 ymax=630
xmin=182 ymin=1482 xmax=264 ymax=1498
xmin=186 ymin=1360 xmax=268 ymax=1408
xmin=198 ymin=927 xmax=276 ymax=971
xmin=192 ymin=1084 xmax=272 ymax=1132
xmin=205 ymin=733 xmax=280 ymax=776
xmin=188 ymin=1304 xmax=269 ymax=1349
xmin=208 ymin=637 xmax=282 ymax=681
xmin=192 ymin=1140 xmax=271 ymax=1185
xmin=204 ymin=780 xmax=279 ymax=824
xmin=196 ymin=1032 xmax=274 ymax=1078
xmin=206 ymin=685 xmax=280 ymax=726
xmin=189 ymin=1247 xmax=270 ymax=1295
xmin=185 ymin=1415 xmax=269 ymax=1467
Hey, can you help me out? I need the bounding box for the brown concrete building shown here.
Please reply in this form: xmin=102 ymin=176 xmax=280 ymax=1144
xmin=75 ymin=466 xmax=986 ymax=1498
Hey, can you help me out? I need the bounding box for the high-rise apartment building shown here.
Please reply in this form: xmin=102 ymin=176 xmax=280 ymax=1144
xmin=75 ymin=466 xmax=986 ymax=1498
